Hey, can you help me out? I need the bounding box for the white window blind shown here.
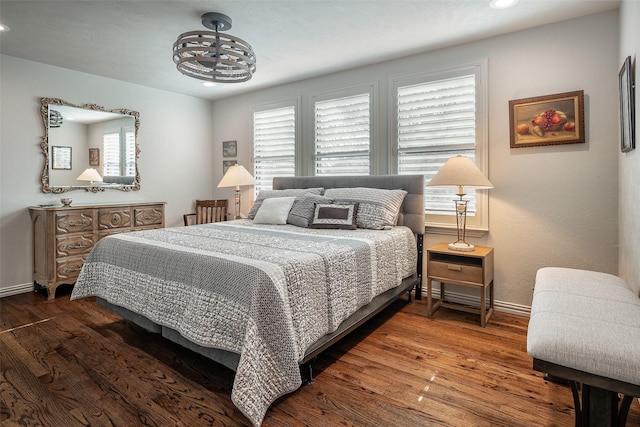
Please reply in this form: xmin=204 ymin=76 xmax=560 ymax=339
xmin=103 ymin=127 xmax=136 ymax=177
xmin=397 ymin=74 xmax=477 ymax=216
xmin=103 ymin=131 xmax=120 ymax=176
xmin=314 ymin=93 xmax=370 ymax=176
xmin=253 ymin=106 xmax=296 ymax=194
xmin=124 ymin=127 xmax=136 ymax=176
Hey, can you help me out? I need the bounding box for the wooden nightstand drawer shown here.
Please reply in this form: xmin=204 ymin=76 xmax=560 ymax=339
xmin=429 ymin=260 xmax=483 ymax=283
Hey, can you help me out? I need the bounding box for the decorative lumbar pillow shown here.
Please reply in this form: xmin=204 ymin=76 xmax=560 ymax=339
xmin=309 ymin=203 xmax=358 ymax=230
xmin=247 ymin=188 xmax=324 ymax=219
xmin=287 ymin=193 xmax=333 ymax=227
xmin=253 ymin=197 xmax=296 ymax=225
xmin=323 ymin=187 xmax=407 ymax=230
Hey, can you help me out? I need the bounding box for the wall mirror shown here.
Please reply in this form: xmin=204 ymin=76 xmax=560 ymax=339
xmin=40 ymin=97 xmax=141 ymax=193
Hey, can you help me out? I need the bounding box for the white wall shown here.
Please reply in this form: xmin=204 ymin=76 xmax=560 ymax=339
xmin=0 ymin=55 xmax=214 ymax=296
xmin=210 ymin=11 xmax=620 ymax=309
xmin=618 ymin=0 xmax=640 ymax=294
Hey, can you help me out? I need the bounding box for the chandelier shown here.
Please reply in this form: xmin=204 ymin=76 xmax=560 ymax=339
xmin=49 ymin=109 xmax=63 ymax=128
xmin=173 ymin=12 xmax=256 ymax=84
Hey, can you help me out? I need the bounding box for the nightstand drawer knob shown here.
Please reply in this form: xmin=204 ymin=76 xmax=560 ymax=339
xmin=447 ymin=264 xmax=462 ymax=271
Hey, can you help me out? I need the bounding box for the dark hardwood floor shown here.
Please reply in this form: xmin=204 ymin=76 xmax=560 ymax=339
xmin=1 ymin=286 xmax=639 ymax=426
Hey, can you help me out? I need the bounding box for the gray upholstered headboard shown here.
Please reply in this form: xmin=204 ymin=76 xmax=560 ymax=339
xmin=272 ymin=175 xmax=425 ymax=235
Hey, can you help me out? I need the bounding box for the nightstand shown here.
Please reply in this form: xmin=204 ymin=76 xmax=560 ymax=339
xmin=426 ymin=243 xmax=494 ymax=327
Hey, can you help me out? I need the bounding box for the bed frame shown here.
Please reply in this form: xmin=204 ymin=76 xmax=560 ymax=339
xmin=98 ymin=174 xmax=425 ymax=384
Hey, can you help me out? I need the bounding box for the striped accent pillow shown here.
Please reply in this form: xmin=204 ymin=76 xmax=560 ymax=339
xmin=287 ymin=194 xmax=333 ymax=227
xmin=323 ymin=187 xmax=407 ymax=230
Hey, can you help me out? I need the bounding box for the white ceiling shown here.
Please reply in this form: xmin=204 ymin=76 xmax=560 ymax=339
xmin=0 ymin=0 xmax=620 ymax=101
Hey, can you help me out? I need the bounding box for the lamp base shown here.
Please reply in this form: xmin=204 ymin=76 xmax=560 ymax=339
xmin=448 ymin=242 xmax=475 ymax=252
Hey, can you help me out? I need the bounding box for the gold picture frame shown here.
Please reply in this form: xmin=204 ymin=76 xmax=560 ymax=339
xmin=509 ymin=90 xmax=585 ymax=148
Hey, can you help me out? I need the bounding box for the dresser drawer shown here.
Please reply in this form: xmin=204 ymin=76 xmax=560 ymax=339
xmin=98 ymin=208 xmax=132 ymax=230
xmin=55 ymin=211 xmax=93 ymax=234
xmin=135 ymin=207 xmax=163 ymax=227
xmin=428 ymin=260 xmax=483 ymax=284
xmin=56 ymin=233 xmax=94 ymax=257
xmin=56 ymin=257 xmax=86 ymax=282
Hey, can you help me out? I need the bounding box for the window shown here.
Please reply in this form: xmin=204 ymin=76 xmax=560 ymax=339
xmin=394 ymin=62 xmax=488 ymax=231
xmin=103 ymin=131 xmax=120 ymax=176
xmin=103 ymin=126 xmax=136 ymax=177
xmin=253 ymin=105 xmax=296 ymax=194
xmin=313 ymin=92 xmax=371 ymax=176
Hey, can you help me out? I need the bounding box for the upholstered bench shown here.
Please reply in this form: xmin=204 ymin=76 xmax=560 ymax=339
xmin=527 ymin=267 xmax=640 ymax=426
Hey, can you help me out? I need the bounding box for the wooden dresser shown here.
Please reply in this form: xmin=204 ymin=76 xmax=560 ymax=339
xmin=29 ymin=202 xmax=165 ymax=299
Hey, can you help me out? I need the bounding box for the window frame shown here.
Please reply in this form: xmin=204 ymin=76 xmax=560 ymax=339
xmin=390 ymin=60 xmax=489 ymax=234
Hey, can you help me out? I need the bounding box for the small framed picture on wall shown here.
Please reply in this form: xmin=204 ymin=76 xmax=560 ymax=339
xmin=89 ymin=148 xmax=99 ymax=166
xmin=52 ymin=146 xmax=72 ymax=170
xmin=223 ymin=160 xmax=237 ymax=174
xmin=223 ymin=140 xmax=237 ymax=158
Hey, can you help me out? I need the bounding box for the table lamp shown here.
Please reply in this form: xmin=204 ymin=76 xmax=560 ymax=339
xmin=217 ymin=165 xmax=255 ymax=219
xmin=76 ymin=168 xmax=103 ymax=185
xmin=427 ymin=155 xmax=493 ymax=252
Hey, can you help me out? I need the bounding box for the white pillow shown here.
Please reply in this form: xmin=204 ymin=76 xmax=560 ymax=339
xmin=253 ymin=197 xmax=296 ymax=225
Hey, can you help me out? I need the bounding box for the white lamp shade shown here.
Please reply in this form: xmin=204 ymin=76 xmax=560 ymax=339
xmin=76 ymin=168 xmax=103 ymax=183
xmin=427 ymin=155 xmax=493 ymax=189
xmin=217 ymin=165 xmax=255 ymax=189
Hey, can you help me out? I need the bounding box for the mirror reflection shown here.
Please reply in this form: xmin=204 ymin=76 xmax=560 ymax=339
xmin=40 ymin=98 xmax=140 ymax=193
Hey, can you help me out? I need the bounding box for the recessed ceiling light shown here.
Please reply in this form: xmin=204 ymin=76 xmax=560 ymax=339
xmin=202 ymin=82 xmax=217 ymax=87
xmin=490 ymin=0 xmax=519 ymax=9
xmin=0 ymin=24 xmax=10 ymax=32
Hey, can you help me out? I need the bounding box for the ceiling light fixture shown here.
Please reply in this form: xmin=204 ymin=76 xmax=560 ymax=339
xmin=490 ymin=0 xmax=519 ymax=9
xmin=49 ymin=109 xmax=63 ymax=128
xmin=173 ymin=12 xmax=256 ymax=84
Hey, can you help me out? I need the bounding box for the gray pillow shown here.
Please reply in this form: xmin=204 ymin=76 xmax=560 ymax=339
xmin=248 ymin=187 xmax=323 ymax=219
xmin=287 ymin=194 xmax=333 ymax=227
xmin=323 ymin=187 xmax=407 ymax=230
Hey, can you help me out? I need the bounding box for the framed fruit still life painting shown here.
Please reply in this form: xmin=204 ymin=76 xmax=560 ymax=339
xmin=509 ymin=90 xmax=585 ymax=148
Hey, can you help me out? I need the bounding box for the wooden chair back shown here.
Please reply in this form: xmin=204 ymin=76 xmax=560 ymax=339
xmin=183 ymin=199 xmax=228 ymax=226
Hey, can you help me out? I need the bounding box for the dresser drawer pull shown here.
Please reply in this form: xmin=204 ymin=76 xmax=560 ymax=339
xmin=61 ymin=219 xmax=91 ymax=227
xmin=447 ymin=264 xmax=462 ymax=271
xmin=62 ymin=241 xmax=91 ymax=250
xmin=60 ymin=265 xmax=83 ymax=274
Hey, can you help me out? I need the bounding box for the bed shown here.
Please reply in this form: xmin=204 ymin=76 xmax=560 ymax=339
xmin=71 ymin=174 xmax=424 ymax=426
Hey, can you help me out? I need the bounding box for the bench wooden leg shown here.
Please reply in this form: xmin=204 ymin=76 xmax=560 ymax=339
xmin=569 ymin=381 xmax=634 ymax=427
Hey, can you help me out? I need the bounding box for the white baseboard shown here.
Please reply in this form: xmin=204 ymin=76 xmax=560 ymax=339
xmin=420 ymin=288 xmax=531 ymax=317
xmin=2 ymin=282 xmax=532 ymax=317
xmin=0 ymin=283 xmax=35 ymax=299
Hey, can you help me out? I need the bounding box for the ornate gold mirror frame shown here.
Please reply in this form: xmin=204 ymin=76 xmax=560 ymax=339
xmin=40 ymin=97 xmax=141 ymax=193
